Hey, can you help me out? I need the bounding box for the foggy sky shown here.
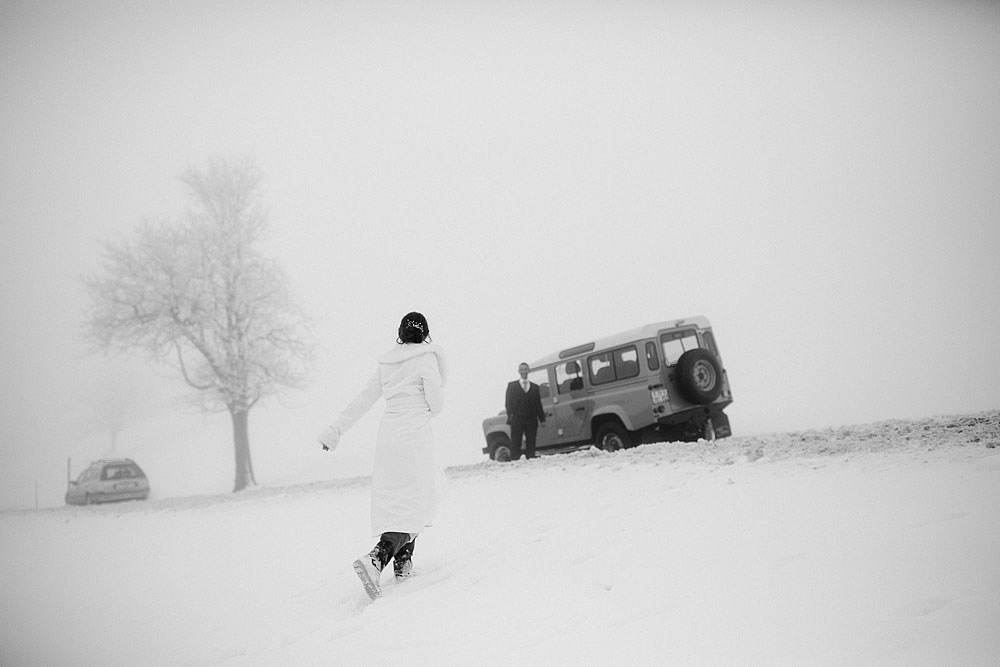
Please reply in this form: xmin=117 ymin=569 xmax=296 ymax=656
xmin=2 ymin=0 xmax=998 ymax=509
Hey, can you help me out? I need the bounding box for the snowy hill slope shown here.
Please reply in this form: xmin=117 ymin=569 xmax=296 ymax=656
xmin=2 ymin=411 xmax=999 ymax=666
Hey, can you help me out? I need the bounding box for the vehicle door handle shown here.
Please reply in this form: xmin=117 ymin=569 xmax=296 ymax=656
xmin=573 ymin=406 xmax=586 ymax=412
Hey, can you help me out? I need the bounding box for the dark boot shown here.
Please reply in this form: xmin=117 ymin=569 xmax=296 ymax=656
xmin=353 ymin=533 xmax=410 ymax=600
xmin=393 ymin=537 xmax=417 ymax=579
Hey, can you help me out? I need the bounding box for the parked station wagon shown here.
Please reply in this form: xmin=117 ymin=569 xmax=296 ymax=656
xmin=482 ymin=316 xmax=733 ymax=461
xmin=65 ymin=458 xmax=150 ymax=505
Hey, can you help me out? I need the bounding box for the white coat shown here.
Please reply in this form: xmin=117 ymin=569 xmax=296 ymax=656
xmin=319 ymin=342 xmax=446 ymax=536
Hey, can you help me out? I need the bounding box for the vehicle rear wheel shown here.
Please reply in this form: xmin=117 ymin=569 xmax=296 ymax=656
xmin=675 ymin=349 xmax=724 ymax=404
xmin=596 ymin=422 xmax=630 ymax=452
xmin=490 ymin=437 xmax=513 ymax=462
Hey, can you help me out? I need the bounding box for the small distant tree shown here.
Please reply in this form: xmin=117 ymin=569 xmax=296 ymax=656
xmin=78 ymin=360 xmax=165 ymax=456
xmin=84 ymin=157 xmax=313 ymax=491
xmin=84 ymin=372 xmax=135 ymax=455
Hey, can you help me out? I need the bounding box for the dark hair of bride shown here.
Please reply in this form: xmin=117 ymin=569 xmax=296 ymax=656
xmin=397 ymin=311 xmax=431 ymax=344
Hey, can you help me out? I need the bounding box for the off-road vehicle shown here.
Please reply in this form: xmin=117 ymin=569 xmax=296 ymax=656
xmin=482 ymin=316 xmax=733 ymax=461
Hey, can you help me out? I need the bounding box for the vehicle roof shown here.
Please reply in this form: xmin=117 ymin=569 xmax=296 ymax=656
xmin=530 ymin=315 xmax=712 ymax=368
xmin=88 ymin=458 xmax=140 ymax=466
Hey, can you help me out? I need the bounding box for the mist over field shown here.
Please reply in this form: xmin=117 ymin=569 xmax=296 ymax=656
xmin=2 ymin=1 xmax=998 ymax=511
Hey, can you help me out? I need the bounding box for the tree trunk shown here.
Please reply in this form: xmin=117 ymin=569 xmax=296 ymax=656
xmin=231 ymin=408 xmax=256 ymax=492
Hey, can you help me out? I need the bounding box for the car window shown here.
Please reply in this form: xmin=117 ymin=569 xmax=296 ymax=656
xmin=703 ymin=331 xmax=718 ymax=355
xmin=105 ymin=464 xmax=144 ymax=480
xmin=589 ymin=352 xmax=614 ymax=385
xmin=614 ymin=347 xmax=640 ymax=379
xmin=527 ymin=368 xmax=550 ymax=399
xmin=645 ymin=341 xmax=660 ymax=370
xmin=589 ymin=345 xmax=639 ymax=385
xmin=660 ymin=330 xmax=701 ymax=366
xmin=555 ymin=360 xmax=584 ymax=394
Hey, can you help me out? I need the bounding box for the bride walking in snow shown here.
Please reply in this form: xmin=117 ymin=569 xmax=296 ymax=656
xmin=318 ymin=312 xmax=447 ymax=600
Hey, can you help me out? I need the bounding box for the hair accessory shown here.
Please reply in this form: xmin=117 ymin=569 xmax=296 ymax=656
xmin=405 ymin=319 xmax=425 ymax=332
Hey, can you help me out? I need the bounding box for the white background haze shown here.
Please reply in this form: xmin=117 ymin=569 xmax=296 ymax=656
xmin=1 ymin=1 xmax=999 ymax=509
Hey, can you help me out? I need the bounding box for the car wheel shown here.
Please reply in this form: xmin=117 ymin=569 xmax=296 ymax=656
xmin=490 ymin=438 xmax=513 ymax=462
xmin=675 ymin=349 xmax=723 ymax=404
xmin=596 ymin=422 xmax=630 ymax=452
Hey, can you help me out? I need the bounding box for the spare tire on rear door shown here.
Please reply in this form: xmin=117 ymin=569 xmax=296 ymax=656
xmin=675 ymin=348 xmax=723 ymax=404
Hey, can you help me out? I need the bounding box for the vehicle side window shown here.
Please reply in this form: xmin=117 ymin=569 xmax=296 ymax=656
xmin=589 ymin=352 xmax=614 ymax=385
xmin=589 ymin=346 xmax=639 ymax=385
xmin=645 ymin=341 xmax=660 ymax=370
xmin=527 ymin=368 xmax=550 ymax=399
xmin=614 ymin=346 xmax=640 ymax=379
xmin=660 ymin=330 xmax=701 ymax=366
xmin=556 ymin=360 xmax=584 ymax=394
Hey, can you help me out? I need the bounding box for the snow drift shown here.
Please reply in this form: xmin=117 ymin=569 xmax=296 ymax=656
xmin=2 ymin=411 xmax=998 ymax=666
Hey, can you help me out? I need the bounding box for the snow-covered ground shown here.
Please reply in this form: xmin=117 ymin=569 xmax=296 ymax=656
xmin=2 ymin=411 xmax=998 ymax=666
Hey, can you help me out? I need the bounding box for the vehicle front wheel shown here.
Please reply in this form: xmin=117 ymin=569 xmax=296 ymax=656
xmin=490 ymin=438 xmax=513 ymax=462
xmin=595 ymin=422 xmax=631 ymax=452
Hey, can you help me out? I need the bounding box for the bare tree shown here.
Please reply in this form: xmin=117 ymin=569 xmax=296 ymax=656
xmin=84 ymin=157 xmax=313 ymax=491
xmin=84 ymin=372 xmax=134 ymax=455
xmin=76 ymin=359 xmax=166 ymax=456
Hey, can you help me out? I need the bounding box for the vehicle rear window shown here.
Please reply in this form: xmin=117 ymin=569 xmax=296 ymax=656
xmin=702 ymin=331 xmax=718 ymax=355
xmin=660 ymin=330 xmax=701 ymax=365
xmin=102 ymin=464 xmax=144 ymax=481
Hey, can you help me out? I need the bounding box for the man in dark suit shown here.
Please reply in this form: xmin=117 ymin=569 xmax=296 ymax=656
xmin=505 ymin=362 xmax=546 ymax=460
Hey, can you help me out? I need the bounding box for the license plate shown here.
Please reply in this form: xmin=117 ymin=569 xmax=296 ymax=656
xmin=650 ymin=388 xmax=670 ymax=404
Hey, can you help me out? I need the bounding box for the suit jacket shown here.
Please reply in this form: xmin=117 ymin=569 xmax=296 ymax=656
xmin=506 ymin=380 xmax=545 ymax=426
